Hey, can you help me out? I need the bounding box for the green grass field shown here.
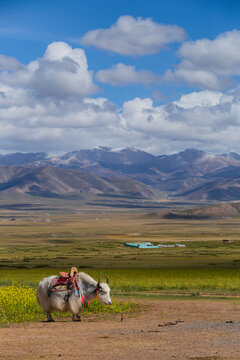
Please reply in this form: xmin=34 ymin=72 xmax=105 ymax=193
xmin=1 ymin=199 xmax=240 ymax=274
xmin=2 ymin=266 xmax=240 ymax=323
xmin=1 ymin=267 xmax=240 ymax=295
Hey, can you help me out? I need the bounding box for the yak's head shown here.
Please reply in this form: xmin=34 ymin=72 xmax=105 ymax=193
xmin=96 ymin=276 xmax=112 ymax=305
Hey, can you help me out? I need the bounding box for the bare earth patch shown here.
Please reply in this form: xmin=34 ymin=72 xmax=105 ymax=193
xmin=1 ymin=298 xmax=240 ymax=360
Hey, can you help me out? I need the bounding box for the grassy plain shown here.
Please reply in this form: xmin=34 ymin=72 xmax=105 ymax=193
xmin=1 ymin=267 xmax=240 ymax=295
xmin=0 ymin=197 xmax=240 ymax=269
xmin=0 ymin=194 xmax=240 ymax=299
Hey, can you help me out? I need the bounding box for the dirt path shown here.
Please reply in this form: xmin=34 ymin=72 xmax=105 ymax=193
xmin=1 ymin=298 xmax=240 ymax=360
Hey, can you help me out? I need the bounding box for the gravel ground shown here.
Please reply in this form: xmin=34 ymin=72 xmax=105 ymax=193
xmin=1 ymin=298 xmax=240 ymax=360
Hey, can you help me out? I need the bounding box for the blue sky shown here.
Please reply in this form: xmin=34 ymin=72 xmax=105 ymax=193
xmin=1 ymin=0 xmax=240 ymax=154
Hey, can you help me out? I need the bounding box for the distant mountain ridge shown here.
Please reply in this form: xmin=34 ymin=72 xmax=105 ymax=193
xmin=1 ymin=147 xmax=240 ymax=200
xmin=0 ymin=165 xmax=162 ymax=199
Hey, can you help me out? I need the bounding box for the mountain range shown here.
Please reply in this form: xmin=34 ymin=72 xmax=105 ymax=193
xmin=1 ymin=147 xmax=240 ymax=200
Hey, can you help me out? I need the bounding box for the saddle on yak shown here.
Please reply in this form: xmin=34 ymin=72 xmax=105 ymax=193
xmin=48 ymin=267 xmax=80 ymax=301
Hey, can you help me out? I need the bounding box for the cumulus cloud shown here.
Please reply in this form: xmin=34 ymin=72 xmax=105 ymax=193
xmin=120 ymin=90 xmax=240 ymax=153
xmin=0 ymin=55 xmax=23 ymax=71
xmin=1 ymin=41 xmax=240 ymax=154
xmin=179 ymin=30 xmax=240 ymax=75
xmin=0 ymin=83 xmax=120 ymax=152
xmin=165 ymin=30 xmax=240 ymax=90
xmin=96 ymin=63 xmax=161 ymax=85
xmin=81 ymin=15 xmax=186 ymax=56
xmin=1 ymin=73 xmax=240 ymax=153
xmin=173 ymin=90 xmax=233 ymax=109
xmin=0 ymin=42 xmax=99 ymax=99
xmin=0 ymin=43 xmax=122 ymax=152
xmin=1 ymin=78 xmax=240 ymax=153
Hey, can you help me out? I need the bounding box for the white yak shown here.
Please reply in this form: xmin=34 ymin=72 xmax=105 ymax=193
xmin=37 ymin=272 xmax=112 ymax=322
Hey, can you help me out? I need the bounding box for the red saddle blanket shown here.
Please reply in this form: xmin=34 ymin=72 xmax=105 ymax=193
xmin=59 ymin=272 xmax=70 ymax=278
xmin=49 ymin=273 xmax=77 ymax=293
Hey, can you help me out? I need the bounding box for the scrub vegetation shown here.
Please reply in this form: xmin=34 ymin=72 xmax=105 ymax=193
xmin=0 ymin=283 xmax=138 ymax=324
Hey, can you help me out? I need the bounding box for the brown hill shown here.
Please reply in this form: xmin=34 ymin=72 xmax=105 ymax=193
xmin=149 ymin=202 xmax=240 ymax=220
xmin=193 ymin=203 xmax=240 ymax=218
xmin=0 ymin=166 xmax=164 ymax=199
xmin=180 ymin=178 xmax=240 ymax=201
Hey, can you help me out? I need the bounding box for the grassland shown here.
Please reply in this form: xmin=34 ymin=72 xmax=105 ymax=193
xmin=1 ymin=267 xmax=240 ymax=295
xmin=2 ymin=265 xmax=240 ymax=324
xmin=0 ymin=206 xmax=240 ymax=269
xmin=1 ymin=194 xmax=240 ymax=303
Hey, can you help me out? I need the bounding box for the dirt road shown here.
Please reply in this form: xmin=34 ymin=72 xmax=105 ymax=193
xmin=1 ymin=298 xmax=240 ymax=360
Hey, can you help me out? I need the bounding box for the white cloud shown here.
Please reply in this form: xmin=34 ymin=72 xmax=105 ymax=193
xmin=173 ymin=90 xmax=233 ymax=109
xmin=165 ymin=65 xmax=228 ymax=90
xmin=179 ymin=30 xmax=240 ymax=75
xmin=165 ymin=30 xmax=240 ymax=90
xmin=1 ymin=41 xmax=240 ymax=154
xmin=0 ymin=55 xmax=23 ymax=71
xmin=1 ymin=79 xmax=240 ymax=153
xmin=0 ymin=43 xmax=124 ymax=152
xmin=96 ymin=63 xmax=161 ymax=85
xmin=120 ymin=90 xmax=240 ymax=153
xmin=81 ymin=15 xmax=186 ymax=56
xmin=0 ymin=83 xmax=120 ymax=152
xmin=0 ymin=42 xmax=99 ymax=99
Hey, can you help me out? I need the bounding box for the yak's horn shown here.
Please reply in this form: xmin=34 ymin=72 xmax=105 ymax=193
xmin=105 ymin=276 xmax=109 ymax=284
xmin=97 ymin=276 xmax=101 ymax=287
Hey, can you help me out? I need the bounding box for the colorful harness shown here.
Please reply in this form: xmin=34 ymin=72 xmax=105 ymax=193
xmin=48 ymin=272 xmax=99 ymax=307
xmin=48 ymin=272 xmax=80 ymax=300
xmin=49 ymin=274 xmax=77 ymax=290
xmin=81 ymin=288 xmax=99 ymax=308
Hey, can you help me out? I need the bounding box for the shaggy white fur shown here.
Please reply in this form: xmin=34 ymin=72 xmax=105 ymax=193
xmin=36 ymin=272 xmax=111 ymax=322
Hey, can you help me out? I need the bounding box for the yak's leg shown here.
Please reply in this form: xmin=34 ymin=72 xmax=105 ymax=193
xmin=72 ymin=314 xmax=81 ymax=322
xmin=46 ymin=312 xmax=54 ymax=322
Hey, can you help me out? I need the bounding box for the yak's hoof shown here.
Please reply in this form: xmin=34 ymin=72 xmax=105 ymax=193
xmin=72 ymin=315 xmax=81 ymax=322
xmin=47 ymin=318 xmax=55 ymax=322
